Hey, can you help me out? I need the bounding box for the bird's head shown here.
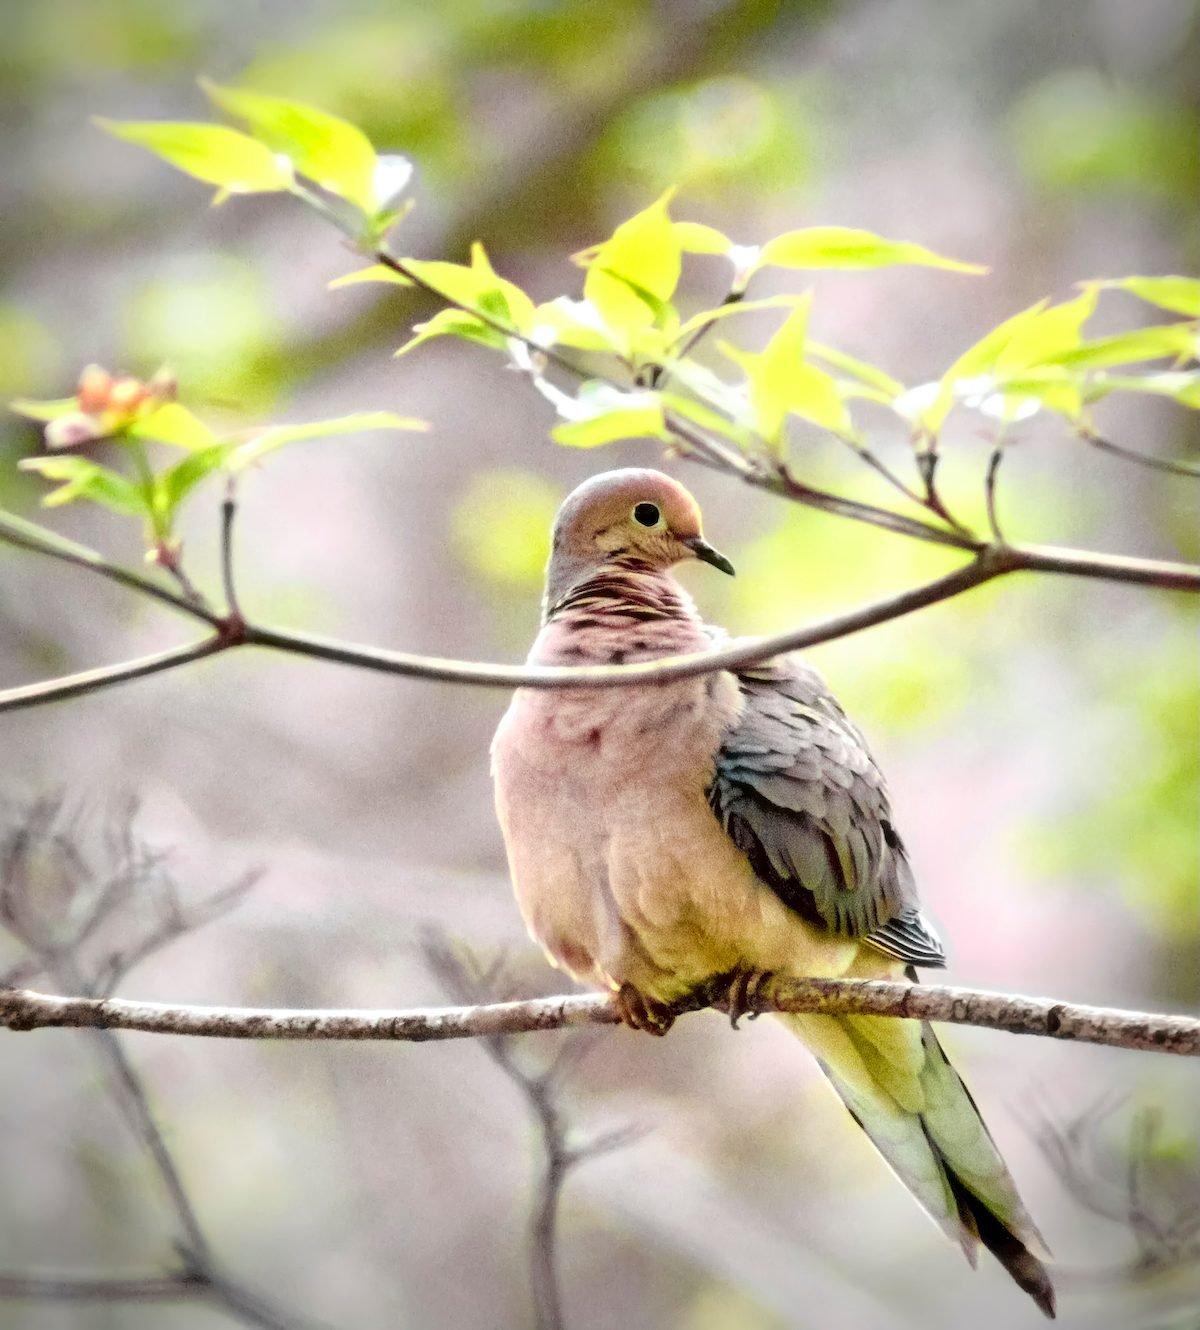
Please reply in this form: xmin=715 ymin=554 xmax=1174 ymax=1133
xmin=544 ymin=468 xmax=733 ymax=610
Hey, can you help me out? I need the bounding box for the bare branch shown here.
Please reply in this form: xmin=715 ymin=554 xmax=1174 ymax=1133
xmin=1081 ymin=429 xmax=1200 ymax=478
xmin=0 ymin=806 xmax=316 ymax=1330
xmin=985 ymin=443 xmax=1007 ymax=542
xmin=3 ymin=533 xmax=1199 ymax=717
xmin=221 ymin=477 xmax=244 ymax=623
xmin=4 ymin=976 xmax=1198 ymax=1055
xmin=1020 ymin=1095 xmax=1200 ymax=1289
xmin=425 ymin=935 xmax=578 ymax=1330
xmin=0 ymin=1272 xmax=203 ymax=1302
xmin=0 ymin=637 xmax=226 ymax=715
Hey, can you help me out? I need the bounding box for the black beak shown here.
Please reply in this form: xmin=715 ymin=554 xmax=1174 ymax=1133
xmin=684 ymin=536 xmax=735 ymax=576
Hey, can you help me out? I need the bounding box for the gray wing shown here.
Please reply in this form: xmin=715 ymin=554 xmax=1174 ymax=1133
xmin=707 ymin=657 xmax=946 ymax=968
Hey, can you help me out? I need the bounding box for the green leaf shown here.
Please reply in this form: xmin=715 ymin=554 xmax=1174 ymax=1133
xmin=401 ymin=244 xmax=536 ymax=332
xmin=581 ymin=192 xmax=683 ymax=350
xmin=19 ymin=456 xmax=147 ymax=516
xmin=758 ymin=226 xmax=986 ymax=274
xmin=10 ymin=397 xmax=78 ymax=422
xmin=395 ymin=309 xmax=504 ymax=357
xmin=127 ymin=402 xmax=218 ymax=451
xmin=673 ymin=221 xmax=732 ymax=255
xmin=156 ymin=442 xmax=235 ymax=514
xmin=328 ymin=264 xmax=413 ymax=290
xmin=200 ymin=79 xmax=378 ymax=214
xmin=1049 ymin=323 xmax=1198 ymax=371
xmin=993 ymin=289 xmax=1097 ymax=373
xmin=552 ymin=387 xmax=667 ymax=448
xmin=722 ymin=297 xmax=853 ymax=445
xmin=960 ymin=368 xmax=1085 ymax=423
xmin=94 ymin=118 xmax=291 ymax=194
xmin=1089 ymin=275 xmax=1200 ymax=318
xmin=912 ymin=298 xmax=1057 ymax=432
xmin=229 ymin=411 xmax=426 ymax=469
xmin=922 ymin=291 xmax=1099 ymax=425
xmin=806 ymin=342 xmax=905 ymax=401
xmin=1085 ymin=371 xmax=1200 ymax=409
xmin=529 ymin=298 xmax=617 ymax=352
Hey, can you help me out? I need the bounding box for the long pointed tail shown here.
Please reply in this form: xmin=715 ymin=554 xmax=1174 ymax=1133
xmin=781 ymin=1010 xmax=1056 ymax=1319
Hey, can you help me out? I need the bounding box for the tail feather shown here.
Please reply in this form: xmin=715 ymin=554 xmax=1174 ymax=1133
xmin=946 ymin=1170 xmax=1056 ymax=1318
xmin=782 ymin=1011 xmax=1056 ymax=1319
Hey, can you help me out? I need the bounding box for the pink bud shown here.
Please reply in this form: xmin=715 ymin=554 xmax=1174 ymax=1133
xmin=45 ymin=412 xmax=103 ymax=450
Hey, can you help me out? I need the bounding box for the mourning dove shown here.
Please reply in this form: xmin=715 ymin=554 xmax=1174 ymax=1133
xmin=491 ymin=468 xmax=1054 ymax=1317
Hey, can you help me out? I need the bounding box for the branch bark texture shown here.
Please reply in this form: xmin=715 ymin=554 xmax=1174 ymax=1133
xmin=4 ymin=979 xmax=1197 ymax=1056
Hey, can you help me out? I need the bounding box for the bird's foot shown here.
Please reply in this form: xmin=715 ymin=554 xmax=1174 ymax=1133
xmin=613 ymin=982 xmax=677 ymax=1037
xmin=719 ymin=967 xmax=776 ymax=1029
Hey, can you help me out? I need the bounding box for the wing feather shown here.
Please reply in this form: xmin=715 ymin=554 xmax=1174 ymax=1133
xmin=708 ymin=657 xmax=947 ymax=968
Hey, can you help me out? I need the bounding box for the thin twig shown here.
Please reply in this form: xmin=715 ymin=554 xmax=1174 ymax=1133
xmin=833 ymin=434 xmax=929 ymax=508
xmin=1081 ymin=430 xmax=1200 ymax=478
xmin=0 ymin=1272 xmax=203 ymax=1301
xmin=153 ymin=545 xmax=212 ymax=615
xmin=985 ymin=443 xmax=1006 ymax=542
xmin=766 ymin=462 xmax=980 ymax=549
xmin=221 ymin=477 xmax=243 ymax=623
xmin=424 ymin=935 xmax=584 ymax=1330
xmin=0 ymin=808 xmax=318 ymax=1330
xmin=4 ymin=977 xmax=1198 ymax=1055
xmin=0 ymin=510 xmax=222 ymax=626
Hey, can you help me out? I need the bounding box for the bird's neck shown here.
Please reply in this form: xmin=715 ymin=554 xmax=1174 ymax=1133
xmin=535 ymin=561 xmax=709 ymax=665
xmin=544 ymin=558 xmax=694 ymax=625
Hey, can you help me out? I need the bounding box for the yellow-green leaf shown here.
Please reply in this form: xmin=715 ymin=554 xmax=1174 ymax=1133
xmin=156 ymin=442 xmax=236 ymax=512
xmin=1089 ymin=276 xmax=1200 ymax=319
xmin=552 ymin=387 xmax=667 ymax=448
xmin=229 ymin=411 xmax=426 ymax=469
xmin=674 ymin=221 xmax=732 ymax=255
xmin=328 ymin=264 xmax=413 ymax=290
xmin=395 ymin=309 xmax=503 ymax=357
xmin=401 ymin=245 xmax=536 ymax=332
xmin=10 ymin=397 xmax=78 ymax=422
xmin=722 ymin=296 xmax=853 ymax=444
xmin=993 ymin=289 xmax=1097 ymax=374
xmin=529 ymin=298 xmax=616 ymax=352
xmin=581 ymin=192 xmax=683 ymax=349
xmin=19 ymin=456 xmax=147 ymax=516
xmin=1085 ymin=371 xmax=1200 ymax=409
xmin=759 ymin=226 xmax=986 ymax=274
xmin=201 ymin=80 xmax=378 ymax=214
xmin=806 ymin=342 xmax=905 ymax=400
xmin=1050 ymin=323 xmax=1198 ymax=371
xmin=916 ymin=300 xmax=1050 ymax=432
xmin=95 ymin=118 xmax=291 ymax=194
xmin=128 ymin=402 xmax=217 ymax=451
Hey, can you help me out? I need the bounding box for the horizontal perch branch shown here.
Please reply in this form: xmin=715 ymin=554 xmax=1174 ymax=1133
xmin=3 ymin=538 xmax=1199 ymax=714
xmin=3 ymin=977 xmax=1198 ymax=1056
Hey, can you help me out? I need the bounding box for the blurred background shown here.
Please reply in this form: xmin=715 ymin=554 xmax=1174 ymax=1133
xmin=1 ymin=1 xmax=1198 ymax=1327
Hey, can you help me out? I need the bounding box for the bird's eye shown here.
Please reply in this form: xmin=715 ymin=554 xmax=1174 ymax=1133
xmin=632 ymin=502 xmax=662 ymax=528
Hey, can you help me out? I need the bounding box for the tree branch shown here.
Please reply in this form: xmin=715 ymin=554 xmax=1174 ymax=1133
xmin=0 ymin=637 xmax=227 ymax=715
xmin=0 ymin=1272 xmax=203 ymax=1302
xmin=4 ymin=977 xmax=1197 ymax=1056
xmin=3 ymin=536 xmax=1199 ymax=715
xmin=0 ymin=510 xmax=222 ymax=626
